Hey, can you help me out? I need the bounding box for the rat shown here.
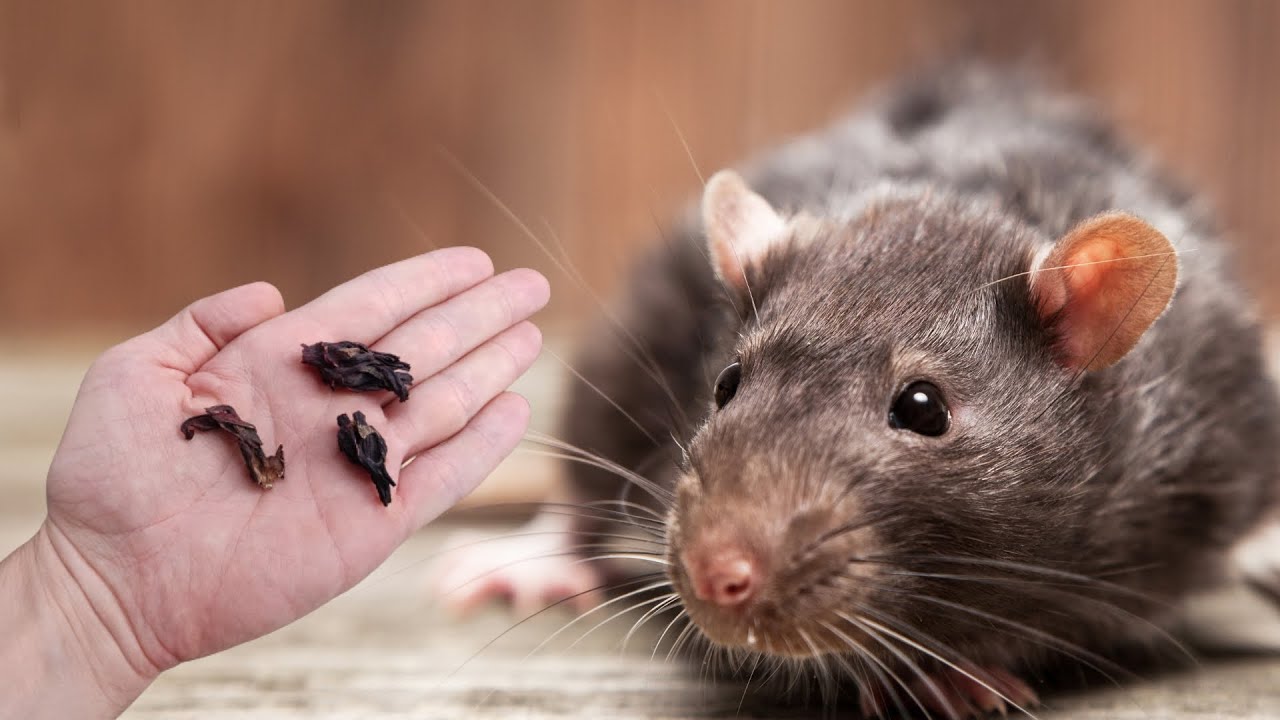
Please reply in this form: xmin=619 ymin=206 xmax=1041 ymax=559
xmin=435 ymin=64 xmax=1280 ymax=717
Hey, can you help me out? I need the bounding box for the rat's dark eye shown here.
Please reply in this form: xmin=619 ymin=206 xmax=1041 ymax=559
xmin=714 ymin=362 xmax=742 ymax=409
xmin=889 ymin=381 xmax=950 ymax=436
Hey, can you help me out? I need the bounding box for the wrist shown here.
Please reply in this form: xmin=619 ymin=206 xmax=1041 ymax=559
xmin=1 ymin=524 xmax=158 ymax=719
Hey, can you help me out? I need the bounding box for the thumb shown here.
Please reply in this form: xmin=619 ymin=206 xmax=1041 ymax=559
xmin=140 ymin=282 xmax=286 ymax=374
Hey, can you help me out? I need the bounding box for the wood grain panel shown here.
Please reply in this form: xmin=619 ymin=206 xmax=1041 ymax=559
xmin=0 ymin=0 xmax=1276 ymax=338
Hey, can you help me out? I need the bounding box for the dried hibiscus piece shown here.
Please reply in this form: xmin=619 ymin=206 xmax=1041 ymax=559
xmin=336 ymin=411 xmax=396 ymax=506
xmin=180 ymin=405 xmax=285 ymax=489
xmin=301 ymin=341 xmax=413 ymax=402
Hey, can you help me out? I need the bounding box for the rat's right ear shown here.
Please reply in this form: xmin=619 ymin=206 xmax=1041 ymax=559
xmin=1029 ymin=212 xmax=1178 ymax=371
xmin=702 ymin=170 xmax=787 ymax=294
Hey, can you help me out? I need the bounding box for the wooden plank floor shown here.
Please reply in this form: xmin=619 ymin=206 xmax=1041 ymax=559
xmin=3 ymin=345 xmax=1280 ymax=718
xmin=110 ymin=526 xmax=1280 ymax=720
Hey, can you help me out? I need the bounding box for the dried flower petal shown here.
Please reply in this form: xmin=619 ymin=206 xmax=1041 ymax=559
xmin=181 ymin=405 xmax=285 ymax=489
xmin=301 ymin=341 xmax=413 ymax=402
xmin=336 ymin=411 xmax=396 ymax=506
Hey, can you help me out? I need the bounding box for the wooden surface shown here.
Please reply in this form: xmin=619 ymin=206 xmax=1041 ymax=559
xmin=2 ymin=510 xmax=1279 ymax=719
xmin=117 ymin=528 xmax=1280 ymax=720
xmin=2 ymin=0 xmax=1279 ymax=339
xmin=3 ymin=347 xmax=1280 ymax=719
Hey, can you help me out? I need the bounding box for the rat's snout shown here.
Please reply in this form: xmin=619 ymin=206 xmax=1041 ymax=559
xmin=669 ymin=466 xmax=882 ymax=656
xmin=681 ymin=546 xmax=759 ymax=607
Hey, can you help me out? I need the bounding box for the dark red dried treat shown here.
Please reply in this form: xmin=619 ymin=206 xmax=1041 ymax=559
xmin=180 ymin=405 xmax=285 ymax=489
xmin=301 ymin=341 xmax=413 ymax=402
xmin=336 ymin=411 xmax=396 ymax=506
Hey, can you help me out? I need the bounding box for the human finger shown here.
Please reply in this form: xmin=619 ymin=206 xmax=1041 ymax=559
xmin=397 ymin=392 xmax=531 ymax=530
xmin=291 ymin=246 xmax=494 ymax=344
xmin=386 ymin=321 xmax=542 ymax=456
xmin=135 ymin=282 xmax=286 ymax=374
xmin=371 ymin=268 xmax=548 ymax=396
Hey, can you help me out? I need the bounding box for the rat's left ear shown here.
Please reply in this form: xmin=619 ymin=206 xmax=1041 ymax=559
xmin=702 ymin=170 xmax=788 ymax=294
xmin=1029 ymin=212 xmax=1178 ymax=371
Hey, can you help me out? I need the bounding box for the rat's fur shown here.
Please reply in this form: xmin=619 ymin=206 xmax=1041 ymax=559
xmin=557 ymin=65 xmax=1280 ymax=699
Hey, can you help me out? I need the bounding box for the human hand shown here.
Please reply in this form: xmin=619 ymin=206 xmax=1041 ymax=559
xmin=4 ymin=248 xmax=547 ymax=716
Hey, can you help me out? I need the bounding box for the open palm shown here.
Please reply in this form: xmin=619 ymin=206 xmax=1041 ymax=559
xmin=40 ymin=247 xmax=548 ymax=677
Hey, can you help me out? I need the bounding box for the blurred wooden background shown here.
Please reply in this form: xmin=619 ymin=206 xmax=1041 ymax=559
xmin=0 ymin=0 xmax=1277 ymax=341
xmin=4 ymin=8 xmax=1280 ymax=716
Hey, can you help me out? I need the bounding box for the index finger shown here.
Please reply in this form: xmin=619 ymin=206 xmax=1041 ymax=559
xmin=292 ymin=246 xmax=495 ymax=344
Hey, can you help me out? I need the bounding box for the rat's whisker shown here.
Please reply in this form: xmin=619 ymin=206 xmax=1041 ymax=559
xmin=854 ymin=609 xmax=1042 ymax=720
xmin=1061 ymin=253 xmax=1176 ymax=413
xmin=623 ymin=594 xmax=683 ymax=650
xmin=899 ymin=588 xmax=1134 ymax=687
xmin=501 ymin=501 xmax=666 ymax=535
xmin=540 ymin=346 xmax=666 ymax=448
xmin=524 ymin=430 xmax=663 ymax=478
xmin=386 ymin=196 xmax=440 ymax=250
xmin=520 ymin=437 xmax=675 ymax=513
xmin=838 ymin=610 xmax=951 ymax=719
xmin=573 ymin=552 xmax=670 ymax=568
xmin=821 ymin=618 xmax=926 ymax=720
xmin=440 ymin=572 xmax=665 ymax=692
xmin=435 ymin=148 xmax=680 ymax=450
xmin=1027 ymin=246 xmax=1178 ymax=424
xmin=974 ymin=248 xmax=1191 ymax=291
xmin=836 ymin=571 xmax=1138 ymax=684
xmin=538 ymin=219 xmax=695 ymax=438
xmin=462 ymin=495 xmax=667 ymax=527
xmin=434 ymin=145 xmax=576 ymax=282
xmin=360 ymin=529 xmax=662 ymax=596
xmin=449 ymin=147 xmax=696 ymax=442
xmin=721 ymin=237 xmax=761 ymax=325
xmin=666 ymin=621 xmax=701 ymax=664
xmin=734 ymin=650 xmax=765 ymax=716
xmin=465 ymin=578 xmax=671 ymax=714
xmin=566 ymin=593 xmax=677 ymax=652
xmin=754 ymin=654 xmax=791 ymax=696
xmin=651 ymin=608 xmax=689 ymax=662
xmin=877 ymin=567 xmax=1142 ymax=597
xmin=517 ymin=579 xmax=672 ymax=661
xmin=793 ymin=628 xmax=835 ymax=709
xmin=656 ymin=93 xmax=705 ymax=187
xmin=577 ymin=497 xmax=667 ymax=522
xmin=869 ymin=553 xmax=1170 ymax=607
xmin=795 ymin=515 xmax=888 ymax=561
xmin=430 ymin=528 xmax=665 ymax=564
xmin=697 ymin=638 xmax=716 ymax=697
xmin=518 ymin=445 xmax=673 ymax=505
xmin=468 ymin=495 xmax=664 ymax=535
xmin=436 ymin=548 xmax=665 ymax=601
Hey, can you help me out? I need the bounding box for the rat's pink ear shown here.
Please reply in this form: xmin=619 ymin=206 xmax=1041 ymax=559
xmin=702 ymin=170 xmax=787 ymax=293
xmin=1030 ymin=212 xmax=1178 ymax=371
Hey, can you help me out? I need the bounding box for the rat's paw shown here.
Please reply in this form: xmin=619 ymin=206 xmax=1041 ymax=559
xmin=430 ymin=527 xmax=606 ymax=617
xmin=861 ymin=666 xmax=1038 ymax=719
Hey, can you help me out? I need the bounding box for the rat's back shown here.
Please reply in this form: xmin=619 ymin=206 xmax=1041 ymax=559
xmin=562 ymin=63 xmax=1271 ymax=520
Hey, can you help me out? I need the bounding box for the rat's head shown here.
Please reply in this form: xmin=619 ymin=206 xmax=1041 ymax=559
xmin=666 ymin=170 xmax=1177 ymax=661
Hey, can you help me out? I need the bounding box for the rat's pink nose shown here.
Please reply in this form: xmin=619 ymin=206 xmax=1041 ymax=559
xmin=685 ymin=549 xmax=758 ymax=607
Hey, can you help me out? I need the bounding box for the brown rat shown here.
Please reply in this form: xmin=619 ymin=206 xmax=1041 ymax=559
xmin=445 ymin=64 xmax=1280 ymax=717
